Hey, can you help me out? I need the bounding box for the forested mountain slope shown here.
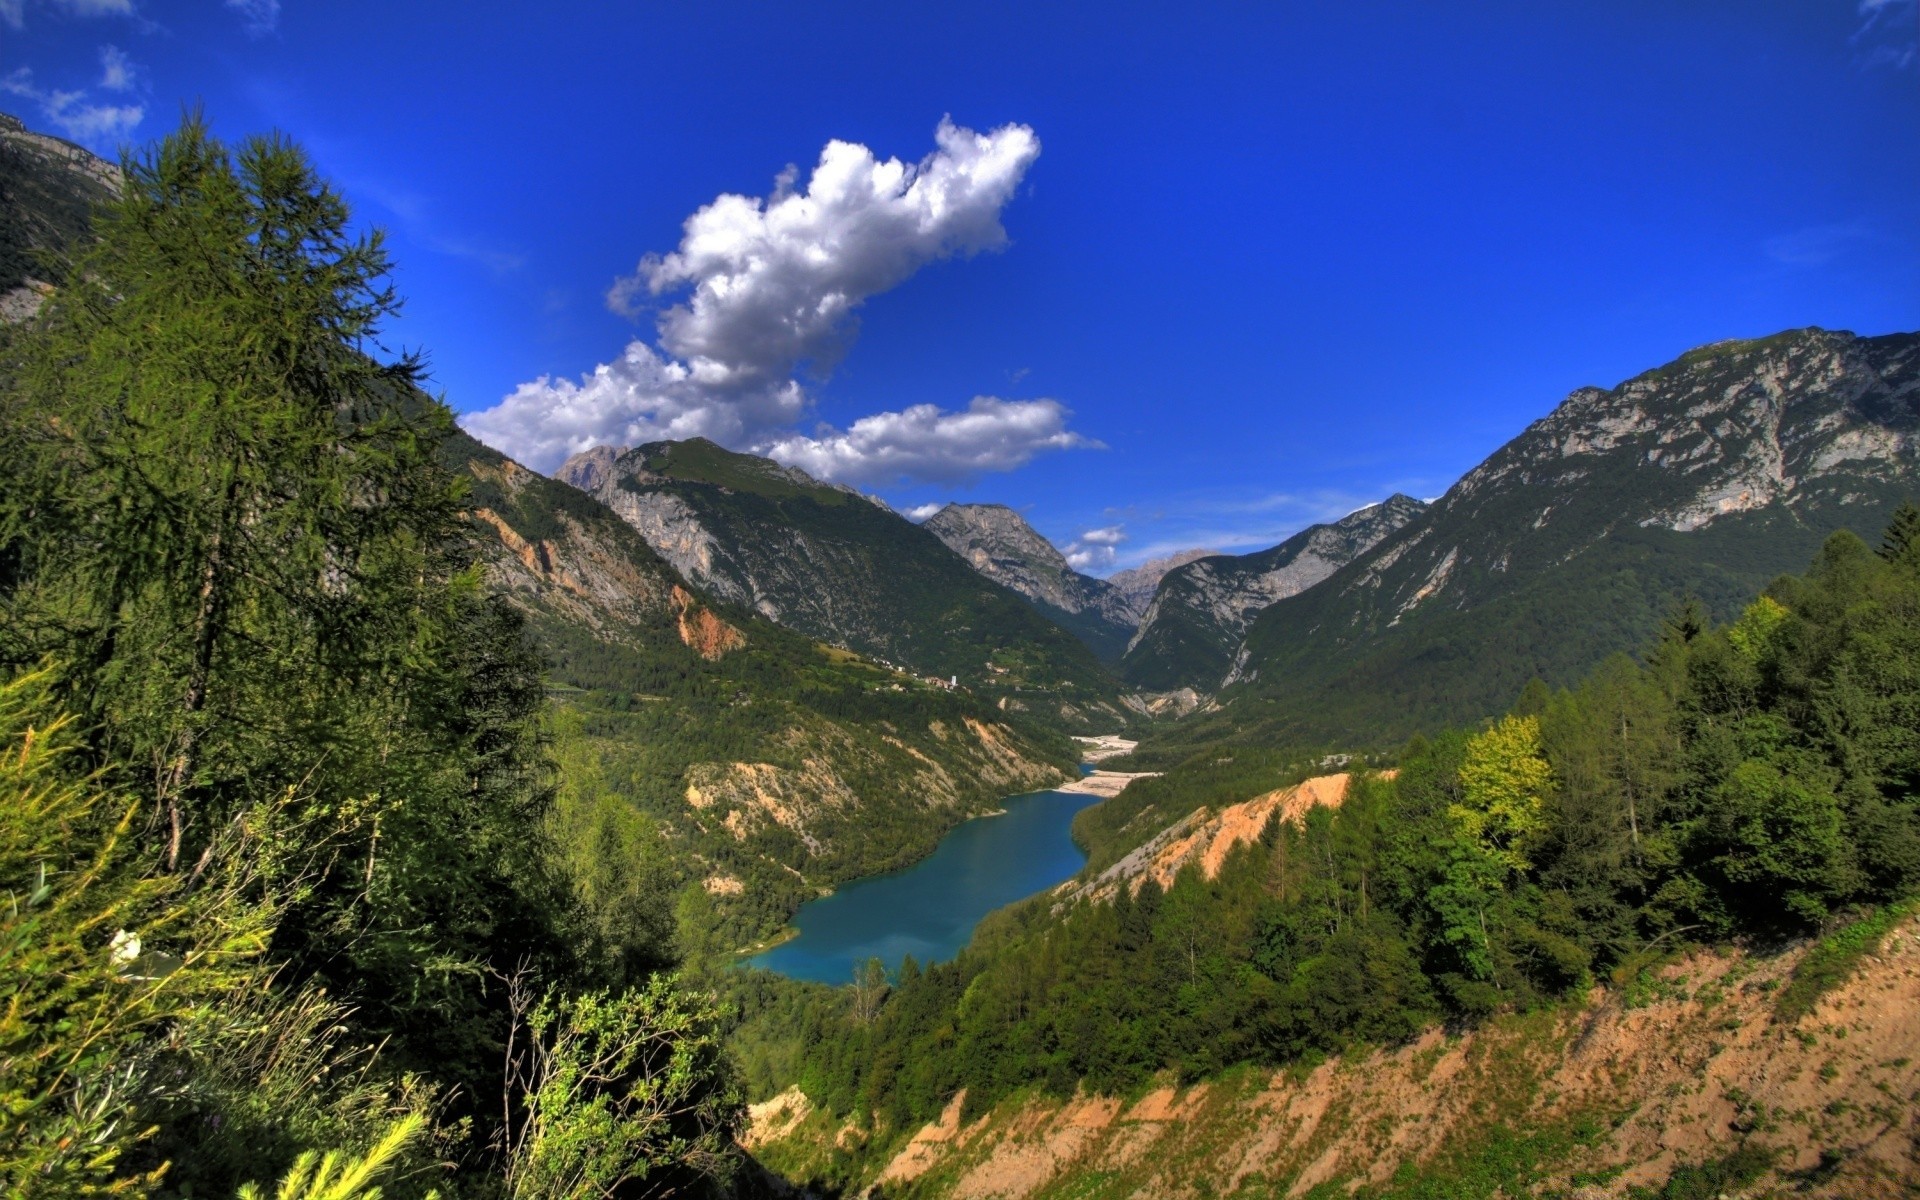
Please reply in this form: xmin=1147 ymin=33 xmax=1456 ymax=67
xmin=1120 ymin=494 xmax=1428 ymax=691
xmin=1152 ymin=327 xmax=1919 ymax=756
xmin=553 ymin=437 xmax=1131 ymax=729
xmin=753 ymin=920 xmax=1920 ymax=1198
xmin=923 ymin=502 xmax=1143 ymax=662
xmin=735 ymin=513 xmax=1920 ymax=1197
xmin=444 ymin=429 xmax=1077 ymax=948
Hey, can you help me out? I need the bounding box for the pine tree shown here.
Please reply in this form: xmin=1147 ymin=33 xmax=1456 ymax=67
xmin=1881 ymin=499 xmax=1920 ymax=566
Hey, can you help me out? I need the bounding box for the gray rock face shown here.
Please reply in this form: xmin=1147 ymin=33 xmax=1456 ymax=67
xmin=1120 ymin=496 xmax=1428 ymax=691
xmin=1209 ymin=327 xmax=1920 ymax=747
xmin=1106 ymin=549 xmax=1217 ymax=614
xmin=1316 ymin=327 xmax=1920 ymax=640
xmin=553 ymin=443 xmax=626 ymax=494
xmin=921 ymin=504 xmax=1149 ymax=663
xmin=549 ymin=438 xmax=1124 ymax=719
xmin=1 ymin=110 xmax=119 ymax=323
xmin=923 ymin=504 xmax=1087 ymax=612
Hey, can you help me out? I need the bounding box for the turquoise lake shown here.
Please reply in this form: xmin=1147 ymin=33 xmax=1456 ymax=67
xmin=744 ymin=784 xmax=1098 ymax=984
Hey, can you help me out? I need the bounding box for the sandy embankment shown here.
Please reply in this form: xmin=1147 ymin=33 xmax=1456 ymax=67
xmin=1071 ymin=734 xmax=1139 ymax=764
xmin=1055 ymin=770 xmax=1158 ymax=798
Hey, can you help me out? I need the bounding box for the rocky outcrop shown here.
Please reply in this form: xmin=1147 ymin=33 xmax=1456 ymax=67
xmin=1120 ymin=496 xmax=1428 ymax=691
xmin=550 ymin=438 xmax=1126 ymax=722
xmin=922 ymin=503 xmax=1143 ymax=661
xmin=1105 ymin=549 xmax=1215 ymax=613
xmin=1203 ymin=327 xmax=1920 ymax=749
xmin=1053 ymin=771 xmax=1359 ymax=907
xmin=1 ymin=110 xmax=119 ymax=322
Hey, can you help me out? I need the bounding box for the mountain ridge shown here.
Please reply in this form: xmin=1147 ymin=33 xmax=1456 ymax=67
xmin=920 ymin=502 xmax=1144 ymax=662
xmin=1119 ymin=493 xmax=1430 ymax=691
xmin=553 ymin=437 xmax=1132 ymax=729
xmin=1146 ymin=325 xmax=1919 ymax=758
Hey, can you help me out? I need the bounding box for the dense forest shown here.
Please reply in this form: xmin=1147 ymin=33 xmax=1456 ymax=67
xmin=0 ymin=119 xmax=742 ymax=1197
xmin=728 ymin=510 xmax=1920 ymax=1189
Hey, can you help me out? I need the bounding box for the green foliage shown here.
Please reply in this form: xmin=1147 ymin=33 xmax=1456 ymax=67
xmin=740 ymin=512 xmax=1920 ymax=1169
xmin=1773 ymin=897 xmax=1920 ymax=1023
xmin=502 ymin=979 xmax=742 ymax=1199
xmin=1 ymin=114 xmax=744 ymax=1198
xmin=234 ymin=1115 xmax=430 ymax=1200
xmin=0 ymin=666 xmax=271 ymax=1196
xmin=1626 ymin=1144 xmax=1774 ymax=1200
xmin=1454 ymin=714 xmax=1552 ymax=873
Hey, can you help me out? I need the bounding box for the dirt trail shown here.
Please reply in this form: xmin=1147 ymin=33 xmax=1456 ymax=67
xmin=755 ymin=913 xmax=1920 ymax=1198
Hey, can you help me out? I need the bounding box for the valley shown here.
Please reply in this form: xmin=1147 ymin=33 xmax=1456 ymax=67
xmin=3 ymin=74 xmax=1917 ymax=1200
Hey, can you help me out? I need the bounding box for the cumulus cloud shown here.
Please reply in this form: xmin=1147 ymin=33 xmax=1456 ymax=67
xmin=466 ymin=339 xmax=808 ymax=474
xmin=1064 ymin=524 xmax=1128 ymax=571
xmin=609 ymin=118 xmax=1038 ymax=380
xmin=2 ymin=59 xmax=143 ymax=149
xmin=463 ymin=119 xmax=1092 ymax=483
xmin=904 ymin=503 xmax=947 ymax=522
xmin=761 ymin=397 xmax=1093 ymax=487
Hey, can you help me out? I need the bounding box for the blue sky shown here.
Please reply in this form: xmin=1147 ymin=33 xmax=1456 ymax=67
xmin=4 ymin=1 xmax=1917 ymax=572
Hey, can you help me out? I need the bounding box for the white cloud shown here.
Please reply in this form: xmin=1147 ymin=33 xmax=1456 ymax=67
xmin=1064 ymin=524 xmax=1128 ymax=571
xmin=224 ymin=0 xmax=278 ymax=35
xmin=1 ymin=0 xmax=134 ymax=27
xmin=98 ymin=44 xmax=133 ymax=90
xmin=464 ymin=339 xmax=807 ymax=474
xmin=1764 ymin=222 xmax=1871 ymax=266
xmin=1854 ymin=0 xmax=1916 ymax=69
xmin=760 ymin=397 xmax=1094 ymax=487
xmin=2 ymin=63 xmax=142 ymax=149
xmin=610 ymin=117 xmax=1039 ymax=384
xmin=904 ymin=503 xmax=946 ymax=522
xmin=466 ymin=119 xmax=1093 ymax=484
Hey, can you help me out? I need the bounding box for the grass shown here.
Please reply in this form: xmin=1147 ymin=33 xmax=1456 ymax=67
xmin=1626 ymin=1144 xmax=1775 ymax=1200
xmin=1773 ymin=896 xmax=1919 ymax=1024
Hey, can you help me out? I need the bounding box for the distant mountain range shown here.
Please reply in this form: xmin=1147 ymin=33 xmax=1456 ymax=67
xmin=1149 ymin=327 xmax=1919 ymax=756
xmin=1118 ymin=495 xmax=1428 ymax=691
xmin=920 ymin=503 xmax=1145 ymax=663
xmin=11 ymin=107 xmax=1916 ymax=783
xmin=553 ymin=438 xmax=1130 ymax=729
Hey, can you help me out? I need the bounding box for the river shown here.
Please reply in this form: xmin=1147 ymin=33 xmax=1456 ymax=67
xmin=743 ymin=782 xmax=1099 ymax=984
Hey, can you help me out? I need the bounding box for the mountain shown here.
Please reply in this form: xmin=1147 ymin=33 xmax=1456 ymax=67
xmin=1158 ymin=327 xmax=1919 ymax=755
xmin=0 ymin=105 xmax=1080 ymax=951
xmin=1119 ymin=495 xmax=1428 ymax=691
xmin=1106 ymin=548 xmax=1216 ymax=612
xmin=1 ymin=111 xmax=118 ymax=322
xmin=921 ymin=503 xmax=1143 ymax=662
xmin=444 ymin=428 xmax=1077 ymax=945
xmin=554 ymin=437 xmax=1129 ymax=729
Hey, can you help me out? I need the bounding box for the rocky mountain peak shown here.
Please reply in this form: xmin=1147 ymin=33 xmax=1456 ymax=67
xmin=923 ymin=504 xmax=1078 ymax=608
xmin=1106 ymin=549 xmax=1218 ymax=612
xmin=554 ymin=443 xmax=626 ymax=492
xmin=1443 ymin=327 xmax=1915 ymax=538
xmin=1119 ymin=496 xmax=1428 ymax=691
xmin=922 ymin=502 xmax=1147 ymax=662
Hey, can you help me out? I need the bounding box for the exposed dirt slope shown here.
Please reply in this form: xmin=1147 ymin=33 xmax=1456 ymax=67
xmin=753 ymin=914 xmax=1920 ymax=1198
xmin=1055 ymin=771 xmax=1361 ymax=906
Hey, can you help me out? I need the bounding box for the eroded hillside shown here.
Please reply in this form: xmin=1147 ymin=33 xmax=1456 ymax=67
xmin=752 ymin=912 xmax=1920 ymax=1198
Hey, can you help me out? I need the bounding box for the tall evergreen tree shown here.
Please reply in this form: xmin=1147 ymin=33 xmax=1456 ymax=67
xmin=0 ymin=112 xmax=572 ymax=1124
